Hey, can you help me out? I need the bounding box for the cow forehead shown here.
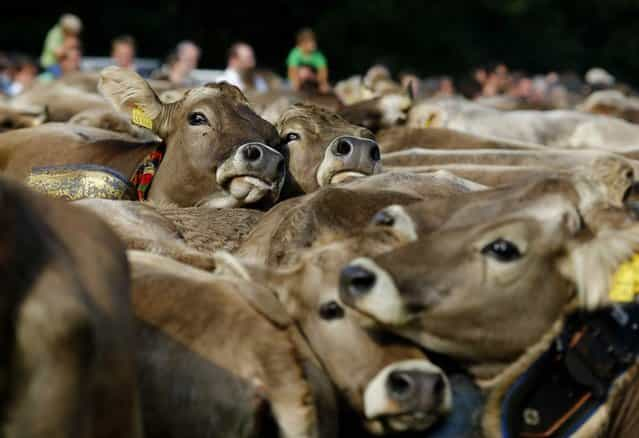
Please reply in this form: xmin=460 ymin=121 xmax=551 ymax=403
xmin=443 ymin=194 xmax=579 ymax=242
xmin=278 ymin=105 xmax=371 ymax=137
xmin=183 ymin=87 xmax=236 ymax=105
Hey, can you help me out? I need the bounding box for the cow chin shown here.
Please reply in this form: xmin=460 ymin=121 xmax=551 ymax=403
xmin=200 ymin=175 xmax=282 ymax=208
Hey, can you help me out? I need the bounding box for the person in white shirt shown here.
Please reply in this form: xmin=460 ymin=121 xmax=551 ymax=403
xmin=111 ymin=35 xmax=137 ymax=71
xmin=217 ymin=42 xmax=268 ymax=93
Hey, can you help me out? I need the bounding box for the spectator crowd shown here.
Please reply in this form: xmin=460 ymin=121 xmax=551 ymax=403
xmin=0 ymin=12 xmax=631 ymax=107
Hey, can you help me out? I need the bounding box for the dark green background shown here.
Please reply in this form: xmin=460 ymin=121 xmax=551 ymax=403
xmin=3 ymin=1 xmax=639 ymax=83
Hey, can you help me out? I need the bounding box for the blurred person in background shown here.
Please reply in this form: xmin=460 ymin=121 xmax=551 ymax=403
xmin=437 ymin=76 xmax=455 ymax=97
xmin=40 ymin=13 xmax=82 ymax=69
xmin=39 ymin=44 xmax=82 ymax=82
xmin=399 ymin=70 xmax=421 ymax=98
xmin=6 ymin=55 xmax=38 ymax=96
xmin=0 ymin=53 xmax=11 ymax=95
xmin=111 ymin=35 xmax=137 ymax=71
xmin=217 ymin=42 xmax=268 ymax=93
xmin=287 ymin=28 xmax=330 ymax=93
xmin=159 ymin=41 xmax=201 ymax=86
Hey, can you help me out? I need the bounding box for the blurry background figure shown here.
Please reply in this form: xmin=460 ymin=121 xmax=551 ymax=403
xmin=217 ymin=42 xmax=268 ymax=93
xmin=0 ymin=53 xmax=11 ymax=96
xmin=457 ymin=73 xmax=483 ymax=99
xmin=165 ymin=40 xmax=201 ymax=86
xmin=40 ymin=13 xmax=82 ymax=69
xmin=6 ymin=55 xmax=38 ymax=96
xmin=287 ymin=28 xmax=330 ymax=93
xmin=585 ymin=67 xmax=615 ymax=91
xmin=437 ymin=76 xmax=455 ymax=97
xmin=399 ymin=70 xmax=421 ymax=98
xmin=39 ymin=44 xmax=82 ymax=82
xmin=111 ymin=35 xmax=137 ymax=71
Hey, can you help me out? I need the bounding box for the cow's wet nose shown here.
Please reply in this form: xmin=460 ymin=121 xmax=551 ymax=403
xmin=330 ymin=136 xmax=381 ymax=164
xmin=387 ymin=370 xmax=445 ymax=406
xmin=241 ymin=143 xmax=263 ymax=162
xmin=236 ymin=142 xmax=285 ymax=182
xmin=340 ymin=265 xmax=377 ymax=299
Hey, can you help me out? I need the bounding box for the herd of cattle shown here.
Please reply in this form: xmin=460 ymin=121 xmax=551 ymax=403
xmin=2 ymin=65 xmax=639 ymax=438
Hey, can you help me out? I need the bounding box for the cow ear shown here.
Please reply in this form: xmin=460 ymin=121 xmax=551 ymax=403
xmin=404 ymin=80 xmax=415 ymax=102
xmin=98 ymin=66 xmax=165 ymax=135
xmin=212 ymin=251 xmax=301 ymax=318
xmin=559 ymin=221 xmax=639 ymax=310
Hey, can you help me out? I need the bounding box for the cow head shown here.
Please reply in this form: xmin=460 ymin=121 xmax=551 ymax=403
xmin=276 ymin=104 xmax=382 ymax=195
xmin=340 ymin=187 xmax=639 ymax=367
xmin=340 ymin=92 xmax=413 ymax=133
xmin=215 ymin=229 xmax=452 ymax=434
xmin=99 ymin=67 xmax=285 ymax=208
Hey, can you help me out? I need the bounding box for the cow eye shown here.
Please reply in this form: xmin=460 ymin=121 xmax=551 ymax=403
xmin=188 ymin=112 xmax=209 ymax=126
xmin=481 ymin=238 xmax=521 ymax=262
xmin=318 ymin=301 xmax=345 ymax=320
xmin=285 ymin=132 xmax=300 ymax=143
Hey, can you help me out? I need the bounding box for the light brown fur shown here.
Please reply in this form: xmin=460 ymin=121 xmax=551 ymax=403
xmin=128 ymin=251 xmax=320 ymax=438
xmin=1 ymin=177 xmax=141 ymax=438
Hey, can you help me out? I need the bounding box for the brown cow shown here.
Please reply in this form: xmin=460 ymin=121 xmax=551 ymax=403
xmin=215 ymin=230 xmax=452 ymax=435
xmin=237 ymin=171 xmax=482 ymax=266
xmin=376 ymin=126 xmax=545 ymax=153
xmin=0 ymin=177 xmax=141 ymax=438
xmin=338 ymin=92 xmax=412 ymax=133
xmin=0 ymin=103 xmax=47 ymax=132
xmin=0 ymin=67 xmax=285 ymax=208
xmin=339 ymin=174 xmax=637 ymax=366
xmin=276 ymin=103 xmax=382 ymax=196
xmin=128 ymin=250 xmax=329 ymax=438
xmin=75 ymin=199 xmax=263 ymax=268
xmin=11 ymin=81 xmax=113 ymax=122
xmin=372 ymin=156 xmax=635 ymax=242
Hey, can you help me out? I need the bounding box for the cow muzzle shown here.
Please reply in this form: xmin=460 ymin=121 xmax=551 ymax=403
xmin=316 ymin=136 xmax=382 ymax=187
xmin=371 ymin=205 xmax=418 ymax=242
xmin=213 ymin=142 xmax=286 ymax=207
xmin=363 ymin=360 xmax=452 ymax=435
xmin=339 ymin=257 xmax=411 ymax=326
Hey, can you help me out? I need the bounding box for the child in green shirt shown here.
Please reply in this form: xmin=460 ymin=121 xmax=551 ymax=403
xmin=40 ymin=14 xmax=82 ymax=69
xmin=286 ymin=28 xmax=330 ymax=93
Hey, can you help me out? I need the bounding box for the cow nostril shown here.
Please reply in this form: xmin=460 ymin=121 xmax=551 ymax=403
xmin=243 ymin=144 xmax=263 ymax=162
xmin=370 ymin=145 xmax=381 ymax=162
xmin=372 ymin=210 xmax=395 ymax=226
xmin=340 ymin=265 xmax=377 ymax=297
xmin=335 ymin=139 xmax=352 ymax=156
xmin=387 ymin=371 xmax=414 ymax=400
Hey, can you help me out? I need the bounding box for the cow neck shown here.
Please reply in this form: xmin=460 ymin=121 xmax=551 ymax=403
xmin=129 ymin=142 xmax=166 ymax=201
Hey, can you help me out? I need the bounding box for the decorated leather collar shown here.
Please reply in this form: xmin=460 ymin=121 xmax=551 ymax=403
xmin=129 ymin=144 xmax=165 ymax=201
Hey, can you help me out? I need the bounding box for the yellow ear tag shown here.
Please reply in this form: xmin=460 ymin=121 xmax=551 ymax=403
xmin=423 ymin=113 xmax=436 ymax=128
xmin=132 ymin=106 xmax=153 ymax=130
xmin=608 ymin=254 xmax=639 ymax=302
